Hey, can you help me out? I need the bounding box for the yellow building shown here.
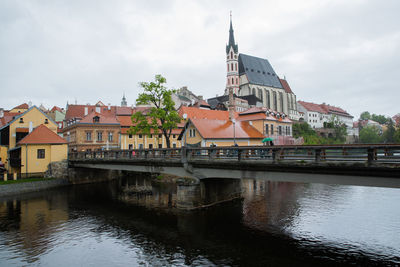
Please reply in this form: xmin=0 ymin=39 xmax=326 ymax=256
xmin=179 ymin=118 xmax=265 ymax=147
xmin=0 ymin=106 xmax=66 ymax=177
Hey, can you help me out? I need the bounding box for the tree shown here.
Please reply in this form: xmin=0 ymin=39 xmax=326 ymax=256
xmin=360 ymin=111 xmax=371 ymax=120
xmin=359 ymin=126 xmax=382 ymax=144
xmin=383 ymin=119 xmax=396 ymax=143
xmin=394 ymin=127 xmax=400 ymax=143
xmin=371 ymin=114 xmax=388 ymax=125
xmin=129 ymin=75 xmax=181 ymax=148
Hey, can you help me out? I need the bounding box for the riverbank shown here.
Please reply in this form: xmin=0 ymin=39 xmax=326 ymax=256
xmin=0 ymin=178 xmax=69 ymax=198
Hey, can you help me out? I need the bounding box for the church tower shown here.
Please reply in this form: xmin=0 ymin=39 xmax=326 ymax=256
xmin=121 ymin=93 xmax=127 ymax=107
xmin=225 ymin=13 xmax=239 ymax=96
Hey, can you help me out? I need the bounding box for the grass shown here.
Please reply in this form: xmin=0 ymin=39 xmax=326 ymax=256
xmin=0 ymin=177 xmax=54 ymax=185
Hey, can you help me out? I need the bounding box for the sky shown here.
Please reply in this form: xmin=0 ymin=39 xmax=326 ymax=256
xmin=1 ymin=0 xmax=399 ymax=119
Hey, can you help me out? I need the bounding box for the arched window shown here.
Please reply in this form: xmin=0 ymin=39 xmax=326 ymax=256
xmin=273 ymin=91 xmax=277 ymax=111
xmin=258 ymin=88 xmax=263 ymax=100
xmin=230 ymin=51 xmax=233 ymax=58
xmin=235 ymin=64 xmax=237 ymax=71
xmin=236 ymin=77 xmax=239 ymax=85
xmin=252 ymin=88 xmax=256 ymax=95
xmin=231 ymin=63 xmax=233 ymax=71
xmin=279 ymin=92 xmax=284 ymax=112
xmin=266 ymin=90 xmax=270 ymax=108
xmin=232 ymin=78 xmax=234 ymax=85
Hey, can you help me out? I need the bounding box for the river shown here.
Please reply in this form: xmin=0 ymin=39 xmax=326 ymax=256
xmin=0 ymin=176 xmax=399 ymax=266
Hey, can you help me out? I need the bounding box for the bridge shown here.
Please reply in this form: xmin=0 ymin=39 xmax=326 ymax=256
xmin=68 ymin=144 xmax=400 ymax=188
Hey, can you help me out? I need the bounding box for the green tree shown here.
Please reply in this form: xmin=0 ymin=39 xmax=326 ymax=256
xmin=394 ymin=127 xmax=400 ymax=143
xmin=292 ymin=122 xmax=316 ymax=138
xmin=371 ymin=114 xmax=388 ymax=125
xmin=360 ymin=111 xmax=371 ymax=120
xmin=359 ymin=126 xmax=382 ymax=144
xmin=383 ymin=119 xmax=396 ymax=143
xmin=129 ymin=75 xmax=181 ymax=148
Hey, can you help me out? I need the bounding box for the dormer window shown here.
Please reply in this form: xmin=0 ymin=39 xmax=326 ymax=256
xmin=44 ymin=118 xmax=48 ymax=124
xmin=93 ymin=116 xmax=100 ymax=123
xmin=19 ymin=118 xmax=24 ymax=123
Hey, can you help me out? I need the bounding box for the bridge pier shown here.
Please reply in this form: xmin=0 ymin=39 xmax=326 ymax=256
xmin=177 ymin=178 xmax=242 ymax=210
xmin=68 ymin=167 xmax=122 ymax=184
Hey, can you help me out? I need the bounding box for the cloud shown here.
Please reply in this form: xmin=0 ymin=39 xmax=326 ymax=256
xmin=0 ymin=0 xmax=399 ymax=119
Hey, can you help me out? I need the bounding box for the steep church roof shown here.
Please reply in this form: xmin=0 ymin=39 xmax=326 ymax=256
xmin=238 ymin=54 xmax=283 ymax=89
xmin=226 ymin=16 xmax=238 ymax=54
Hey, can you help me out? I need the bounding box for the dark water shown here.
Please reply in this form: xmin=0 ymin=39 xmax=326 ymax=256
xmin=0 ymin=177 xmax=400 ymax=266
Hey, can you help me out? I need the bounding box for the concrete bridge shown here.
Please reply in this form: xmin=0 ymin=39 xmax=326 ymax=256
xmin=69 ymin=144 xmax=400 ymax=188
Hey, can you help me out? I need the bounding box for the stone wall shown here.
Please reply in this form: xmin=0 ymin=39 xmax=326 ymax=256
xmin=44 ymin=160 xmax=69 ymax=179
xmin=0 ymin=179 xmax=69 ymax=197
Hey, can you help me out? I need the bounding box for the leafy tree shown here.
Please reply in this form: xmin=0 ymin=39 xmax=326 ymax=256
xmin=382 ymin=119 xmax=396 ymax=143
xmin=292 ymin=122 xmax=316 ymax=138
xmin=129 ymin=75 xmax=181 ymax=148
xmin=371 ymin=114 xmax=388 ymax=125
xmin=360 ymin=111 xmax=371 ymax=120
xmin=394 ymin=127 xmax=400 ymax=143
xmin=359 ymin=126 xmax=382 ymax=144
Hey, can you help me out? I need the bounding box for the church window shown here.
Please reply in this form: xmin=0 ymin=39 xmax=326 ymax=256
xmin=273 ymin=91 xmax=277 ymax=111
xmin=231 ymin=63 xmax=233 ymax=71
xmin=231 ymin=51 xmax=233 ymax=58
xmin=232 ymin=78 xmax=234 ymax=85
xmin=235 ymin=64 xmax=237 ymax=71
xmin=279 ymin=92 xmax=284 ymax=112
xmin=258 ymin=89 xmax=262 ymax=100
xmin=266 ymin=91 xmax=270 ymax=108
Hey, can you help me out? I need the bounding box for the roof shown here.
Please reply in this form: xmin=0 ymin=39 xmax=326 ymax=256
xmin=237 ymin=107 xmax=291 ymax=123
xmin=13 ymin=103 xmax=29 ymax=110
xmin=320 ymin=104 xmax=353 ymax=118
xmin=79 ymin=111 xmax=120 ymax=124
xmin=189 ymin=118 xmax=264 ymax=139
xmin=298 ymin=101 xmax=327 ymax=114
xmin=279 ymin=79 xmax=293 ymax=94
xmin=18 ymin=125 xmax=67 ymax=145
xmin=50 ymin=106 xmax=64 ymax=112
xmin=0 ymin=111 xmax=19 ymax=127
xmin=237 ymin=95 xmax=262 ymax=105
xmin=117 ymin=116 xmax=133 ymax=127
xmin=0 ymin=106 xmax=58 ymax=131
xmin=226 ymin=18 xmax=238 ymax=54
xmin=192 ymin=100 xmax=211 ymax=108
xmin=116 ymin=106 xmax=133 ymax=116
xmin=65 ymin=104 xmax=117 ymax=120
xmin=179 ymin=106 xmax=237 ymax=120
xmin=238 ymin=54 xmax=283 ymax=89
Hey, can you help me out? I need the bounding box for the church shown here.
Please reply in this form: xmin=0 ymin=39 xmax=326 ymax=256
xmin=224 ymin=16 xmax=299 ymax=120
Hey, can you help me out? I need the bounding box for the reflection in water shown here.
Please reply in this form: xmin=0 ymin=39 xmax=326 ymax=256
xmin=0 ymin=176 xmax=399 ymax=266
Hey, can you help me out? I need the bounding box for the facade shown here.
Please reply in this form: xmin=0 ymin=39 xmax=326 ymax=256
xmin=297 ymin=100 xmax=355 ymax=134
xmin=62 ymin=111 xmax=120 ymax=152
xmin=224 ymin=18 xmax=298 ymax=117
xmin=0 ymin=106 xmax=64 ymax=176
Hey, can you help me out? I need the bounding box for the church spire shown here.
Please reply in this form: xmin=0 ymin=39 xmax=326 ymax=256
xmin=226 ymin=11 xmax=238 ymax=54
xmin=121 ymin=92 xmax=127 ymax=107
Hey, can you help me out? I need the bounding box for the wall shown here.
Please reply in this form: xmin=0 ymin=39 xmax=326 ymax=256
xmin=9 ymin=107 xmax=57 ymax=148
xmin=20 ymin=144 xmax=67 ymax=174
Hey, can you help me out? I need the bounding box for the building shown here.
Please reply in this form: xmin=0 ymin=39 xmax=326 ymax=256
xmin=0 ymin=105 xmax=66 ymax=177
xmin=297 ymin=100 xmax=354 ymax=134
xmin=62 ymin=111 xmax=120 ymax=152
xmin=224 ymin=17 xmax=298 ymax=118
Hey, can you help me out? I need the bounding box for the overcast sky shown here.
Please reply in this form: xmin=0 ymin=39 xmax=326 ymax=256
xmin=1 ymin=0 xmax=399 ymax=118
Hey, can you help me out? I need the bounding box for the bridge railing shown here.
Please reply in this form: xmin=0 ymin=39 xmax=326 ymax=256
xmin=68 ymin=144 xmax=400 ymax=165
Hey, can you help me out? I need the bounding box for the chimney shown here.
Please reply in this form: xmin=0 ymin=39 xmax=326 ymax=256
xmin=84 ymin=107 xmax=88 ymax=116
xmin=228 ymin=87 xmax=235 ymax=121
xmin=0 ymin=108 xmax=3 ymax=118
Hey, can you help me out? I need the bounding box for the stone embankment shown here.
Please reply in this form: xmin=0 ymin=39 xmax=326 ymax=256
xmin=0 ymin=178 xmax=69 ymax=198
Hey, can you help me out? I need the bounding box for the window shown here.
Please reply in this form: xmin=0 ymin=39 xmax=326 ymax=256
xmin=150 ymin=134 xmax=153 ymax=138
xmin=108 ymin=132 xmax=113 ymax=142
xmin=128 ymin=144 xmax=133 ymax=150
xmin=231 ymin=63 xmax=233 ymax=71
xmin=278 ymin=126 xmax=282 ymax=135
xmin=271 ymin=125 xmax=274 ymax=135
xmin=44 ymin=119 xmax=48 ymax=124
xmin=19 ymin=118 xmax=24 ymax=123
xmin=258 ymin=89 xmax=263 ymax=100
xmin=173 ymin=135 xmax=176 ymax=138
xmin=37 ymin=149 xmax=45 ymax=159
xmin=232 ymin=78 xmax=234 ymax=84
xmin=273 ymin=91 xmax=277 ymax=111
xmin=158 ymin=144 xmax=162 ymax=148
xmin=279 ymin=92 xmax=284 ymax=112
xmin=189 ymin=129 xmax=196 ymax=137
xmin=97 ymin=131 xmax=103 ymax=141
xmin=265 ymin=124 xmax=269 ymax=135
xmin=93 ymin=116 xmax=100 ymax=123
xmin=139 ymin=134 xmax=142 ymax=138
xmin=128 ymin=134 xmax=132 ymax=138
xmin=173 ymin=143 xmax=177 ymax=148
xmin=139 ymin=144 xmax=143 ymax=149
xmin=235 ymin=64 xmax=237 ymax=71
xmin=149 ymin=144 xmax=153 ymax=149
xmin=86 ymin=132 xmax=92 ymax=141
xmin=158 ymin=134 xmax=162 ymax=138
xmin=230 ymin=51 xmax=233 ymax=58
xmin=266 ymin=91 xmax=270 ymax=108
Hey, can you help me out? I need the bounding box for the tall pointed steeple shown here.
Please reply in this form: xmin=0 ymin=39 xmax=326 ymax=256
xmin=225 ymin=12 xmax=240 ymax=97
xmin=121 ymin=92 xmax=127 ymax=107
xmin=226 ymin=12 xmax=238 ymax=54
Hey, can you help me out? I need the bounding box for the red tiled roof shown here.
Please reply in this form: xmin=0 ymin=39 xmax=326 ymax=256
xmin=51 ymin=106 xmax=63 ymax=112
xmin=0 ymin=112 xmax=19 ymax=127
xmin=117 ymin=116 xmax=133 ymax=127
xmin=190 ymin=118 xmax=264 ymax=139
xmin=116 ymin=107 xmax=133 ymax=116
xmin=179 ymin=106 xmax=237 ymax=120
xmin=79 ymin=111 xmax=120 ymax=124
xmin=18 ymin=125 xmax=67 ymax=145
xmin=320 ymin=104 xmax=352 ymax=118
xmin=13 ymin=103 xmax=29 ymax=109
xmin=65 ymin=104 xmax=117 ymax=120
xmin=298 ymin=101 xmax=327 ymax=114
xmin=279 ymin=79 xmax=293 ymax=94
